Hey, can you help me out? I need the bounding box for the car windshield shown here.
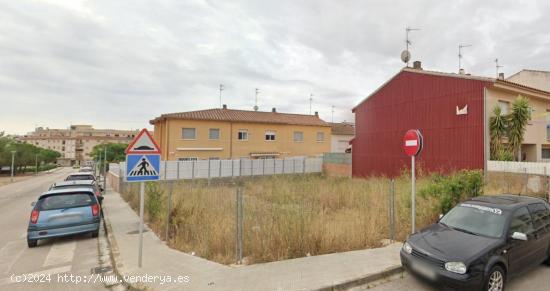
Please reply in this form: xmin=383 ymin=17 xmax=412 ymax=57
xmin=439 ymin=204 xmax=506 ymax=238
xmin=37 ymin=193 xmax=95 ymax=211
xmin=66 ymin=174 xmax=95 ymax=181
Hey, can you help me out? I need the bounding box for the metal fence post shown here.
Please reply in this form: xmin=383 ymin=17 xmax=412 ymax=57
xmin=191 ymin=160 xmax=195 ymax=180
xmin=177 ymin=161 xmax=180 ymax=180
xmin=283 ymin=158 xmax=286 ymax=174
xmin=293 ymin=158 xmax=296 ymax=173
xmin=389 ymin=179 xmax=395 ymax=242
xmin=239 ymin=158 xmax=243 ymax=177
xmin=231 ymin=159 xmax=234 ymax=177
xmin=303 ymin=157 xmax=306 ymax=173
xmin=165 ymin=181 xmax=174 ymax=241
xmin=262 ymin=158 xmax=265 ymax=175
xmin=236 ymin=187 xmax=244 ymax=264
xmin=219 ymin=159 xmax=222 ymax=178
xmin=523 ymin=167 xmax=528 ymax=196
xmin=164 ymin=160 xmax=168 ymax=180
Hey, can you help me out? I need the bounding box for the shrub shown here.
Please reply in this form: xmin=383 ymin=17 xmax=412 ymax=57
xmin=146 ymin=182 xmax=164 ymax=221
xmin=419 ymin=170 xmax=483 ymax=214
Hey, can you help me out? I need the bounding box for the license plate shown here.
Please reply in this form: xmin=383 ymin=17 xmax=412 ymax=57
xmin=411 ymin=261 xmax=437 ymax=280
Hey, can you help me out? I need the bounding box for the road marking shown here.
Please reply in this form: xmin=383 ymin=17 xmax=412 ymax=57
xmin=43 ymin=241 xmax=77 ymax=267
xmin=0 ymin=265 xmax=71 ymax=286
xmin=0 ymin=241 xmax=26 ymax=274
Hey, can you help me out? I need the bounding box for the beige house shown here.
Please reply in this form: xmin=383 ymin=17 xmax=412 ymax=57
xmin=329 ymin=122 xmax=354 ymax=153
xmin=20 ymin=125 xmax=139 ymax=165
xmin=487 ymin=70 xmax=550 ymax=162
xmin=150 ymin=106 xmax=331 ymax=161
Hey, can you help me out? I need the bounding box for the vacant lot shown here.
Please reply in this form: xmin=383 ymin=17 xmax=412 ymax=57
xmin=120 ymin=173 xmax=448 ymax=265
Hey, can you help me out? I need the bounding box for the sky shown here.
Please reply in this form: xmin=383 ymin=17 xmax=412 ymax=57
xmin=1 ymin=0 xmax=550 ymax=135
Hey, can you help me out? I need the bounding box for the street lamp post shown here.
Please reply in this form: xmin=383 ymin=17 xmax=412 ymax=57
xmin=10 ymin=151 xmax=16 ymax=182
xmin=35 ymin=154 xmax=38 ymax=175
xmin=103 ymin=144 xmax=107 ymax=194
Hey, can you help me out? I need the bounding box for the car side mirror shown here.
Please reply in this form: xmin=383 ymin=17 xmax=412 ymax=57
xmin=511 ymin=232 xmax=528 ymax=241
xmin=30 ymin=201 xmax=36 ymax=207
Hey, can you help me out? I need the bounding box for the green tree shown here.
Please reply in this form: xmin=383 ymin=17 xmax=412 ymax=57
xmin=507 ymin=95 xmax=531 ymax=161
xmin=489 ymin=95 xmax=532 ymax=161
xmin=90 ymin=143 xmax=128 ymax=171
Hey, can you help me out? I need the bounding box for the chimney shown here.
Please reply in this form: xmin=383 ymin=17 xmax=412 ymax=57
xmin=222 ymin=104 xmax=227 ymax=109
xmin=314 ymin=111 xmax=318 ymax=116
xmin=412 ymin=61 xmax=422 ymax=70
xmin=272 ymin=107 xmax=276 ymax=113
xmin=498 ymin=72 xmax=505 ymax=80
xmin=459 ymin=68 xmax=465 ymax=75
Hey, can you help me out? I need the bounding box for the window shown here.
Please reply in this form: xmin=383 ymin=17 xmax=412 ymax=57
xmin=178 ymin=157 xmax=198 ymax=161
xmin=182 ymin=128 xmax=196 ymax=140
xmin=316 ymin=132 xmax=325 ymax=142
xmin=238 ymin=130 xmax=248 ymax=141
xmin=209 ymin=128 xmax=220 ymax=140
xmin=265 ymin=130 xmax=276 ymax=141
xmin=543 ymin=148 xmax=550 ymax=159
xmin=293 ymin=131 xmax=304 ymax=142
xmin=510 ymin=207 xmax=534 ymax=234
xmin=498 ymin=100 xmax=510 ymax=115
xmin=528 ymin=203 xmax=550 ymax=230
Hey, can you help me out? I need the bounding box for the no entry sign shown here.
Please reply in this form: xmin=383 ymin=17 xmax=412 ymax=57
xmin=403 ymin=129 xmax=423 ymax=157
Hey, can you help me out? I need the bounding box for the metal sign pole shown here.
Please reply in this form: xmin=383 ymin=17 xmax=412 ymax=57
xmin=139 ymin=181 xmax=145 ymax=268
xmin=411 ymin=155 xmax=416 ymax=234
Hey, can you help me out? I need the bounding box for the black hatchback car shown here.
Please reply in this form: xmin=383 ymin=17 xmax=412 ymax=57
xmin=401 ymin=195 xmax=550 ymax=291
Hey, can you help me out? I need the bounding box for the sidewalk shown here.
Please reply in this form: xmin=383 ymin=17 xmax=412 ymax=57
xmin=102 ymin=189 xmax=403 ymax=291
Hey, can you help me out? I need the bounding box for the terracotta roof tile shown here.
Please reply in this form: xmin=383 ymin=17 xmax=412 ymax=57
xmin=329 ymin=122 xmax=355 ymax=135
xmin=150 ymin=108 xmax=330 ymax=127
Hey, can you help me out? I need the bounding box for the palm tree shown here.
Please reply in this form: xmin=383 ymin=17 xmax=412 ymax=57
xmin=489 ymin=105 xmax=508 ymax=160
xmin=508 ymin=95 xmax=532 ymax=161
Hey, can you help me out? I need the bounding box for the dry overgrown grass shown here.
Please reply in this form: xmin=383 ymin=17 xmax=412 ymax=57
xmin=120 ymin=173 xmax=443 ymax=265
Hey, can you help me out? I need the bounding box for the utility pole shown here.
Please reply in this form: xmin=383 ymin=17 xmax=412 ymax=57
xmin=458 ymin=44 xmax=472 ymax=73
xmin=219 ymin=84 xmax=224 ymax=108
xmin=331 ymin=105 xmax=335 ymax=123
xmin=103 ymin=144 xmax=107 ymax=194
xmin=10 ymin=151 xmax=16 ymax=182
xmin=309 ymin=94 xmax=313 ymax=115
xmin=495 ymin=58 xmax=503 ymax=78
xmin=35 ymin=154 xmax=38 ymax=175
xmin=405 ymin=26 xmax=420 ymax=67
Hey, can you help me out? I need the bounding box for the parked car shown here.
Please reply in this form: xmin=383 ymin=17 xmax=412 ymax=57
xmin=49 ymin=180 xmax=103 ymax=198
xmin=400 ymin=195 xmax=550 ymax=291
xmin=79 ymin=166 xmax=93 ymax=173
xmin=65 ymin=172 xmax=96 ymax=181
xmin=27 ymin=188 xmax=103 ymax=248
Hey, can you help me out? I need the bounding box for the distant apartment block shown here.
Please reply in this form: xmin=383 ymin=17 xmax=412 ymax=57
xmin=19 ymin=125 xmax=139 ymax=166
xmin=150 ymin=105 xmax=331 ymax=161
xmin=329 ymin=122 xmax=354 ymax=153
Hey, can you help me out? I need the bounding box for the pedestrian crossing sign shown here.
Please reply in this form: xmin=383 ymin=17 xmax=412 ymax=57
xmin=126 ymin=154 xmax=160 ymax=182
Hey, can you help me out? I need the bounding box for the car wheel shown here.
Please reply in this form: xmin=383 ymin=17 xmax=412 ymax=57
xmin=27 ymin=239 xmax=37 ymax=248
xmin=484 ymin=265 xmax=506 ymax=291
xmin=91 ymin=231 xmax=99 ymax=238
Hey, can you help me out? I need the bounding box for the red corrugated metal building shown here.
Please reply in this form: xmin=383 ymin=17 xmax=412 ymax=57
xmin=351 ymin=65 xmax=493 ymax=177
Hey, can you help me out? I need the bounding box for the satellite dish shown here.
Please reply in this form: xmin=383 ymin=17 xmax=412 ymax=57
xmin=401 ymin=50 xmax=411 ymax=63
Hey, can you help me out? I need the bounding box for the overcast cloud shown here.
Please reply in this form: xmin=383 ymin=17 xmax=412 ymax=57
xmin=1 ymin=0 xmax=550 ymax=134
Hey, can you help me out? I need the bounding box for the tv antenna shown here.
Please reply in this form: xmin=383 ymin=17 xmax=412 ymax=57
xmin=309 ymin=94 xmax=313 ymax=115
xmin=219 ymin=84 xmax=224 ymax=108
xmin=331 ymin=105 xmax=335 ymax=122
xmin=458 ymin=44 xmax=472 ymax=73
xmin=402 ymin=26 xmax=420 ymax=66
xmin=495 ymin=58 xmax=503 ymax=78
xmin=254 ymin=88 xmax=259 ymax=111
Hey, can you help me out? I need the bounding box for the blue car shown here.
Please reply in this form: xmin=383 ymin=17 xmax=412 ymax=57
xmin=27 ymin=187 xmax=103 ymax=248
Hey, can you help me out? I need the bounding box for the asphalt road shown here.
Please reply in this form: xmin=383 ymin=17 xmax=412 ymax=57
xmin=0 ymin=168 xmax=108 ymax=290
xmin=369 ymin=263 xmax=550 ymax=291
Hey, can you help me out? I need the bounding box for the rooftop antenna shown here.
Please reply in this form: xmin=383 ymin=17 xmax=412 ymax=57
xmin=309 ymin=94 xmax=313 ymax=115
xmin=495 ymin=58 xmax=503 ymax=78
xmin=403 ymin=26 xmax=420 ymax=66
xmin=458 ymin=44 xmax=472 ymax=73
xmin=254 ymin=88 xmax=259 ymax=111
xmin=331 ymin=105 xmax=335 ymax=123
xmin=219 ymin=84 xmax=224 ymax=108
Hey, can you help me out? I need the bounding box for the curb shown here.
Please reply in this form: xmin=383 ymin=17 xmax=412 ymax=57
xmin=313 ymin=265 xmax=404 ymax=291
xmin=102 ymin=199 xmax=152 ymax=291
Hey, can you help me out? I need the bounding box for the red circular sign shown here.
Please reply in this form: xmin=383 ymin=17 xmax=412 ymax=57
xmin=403 ymin=129 xmax=423 ymax=157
